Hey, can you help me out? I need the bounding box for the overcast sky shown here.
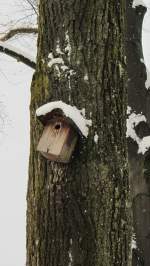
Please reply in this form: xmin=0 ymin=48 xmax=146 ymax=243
xmin=0 ymin=1 xmax=35 ymax=266
xmin=0 ymin=1 xmax=150 ymax=266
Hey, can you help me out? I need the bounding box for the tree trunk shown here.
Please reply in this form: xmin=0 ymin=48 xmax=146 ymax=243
xmin=27 ymin=1 xmax=131 ymax=266
xmin=126 ymin=2 xmax=150 ymax=266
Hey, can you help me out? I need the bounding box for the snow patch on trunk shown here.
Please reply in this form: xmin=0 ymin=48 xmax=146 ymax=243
xmin=145 ymin=68 xmax=150 ymax=89
xmin=131 ymin=234 xmax=137 ymax=250
xmin=56 ymin=40 xmax=64 ymax=55
xmin=48 ymin=58 xmax=64 ymax=68
xmin=84 ymin=74 xmax=89 ymax=81
xmin=139 ymin=58 xmax=150 ymax=90
xmin=126 ymin=112 xmax=146 ymax=142
xmin=132 ymin=0 xmax=147 ymax=8
xmin=65 ymin=31 xmax=71 ymax=61
xmin=126 ymin=109 xmax=150 ymax=154
xmin=94 ymin=133 xmax=99 ymax=144
xmin=138 ymin=136 xmax=150 ymax=154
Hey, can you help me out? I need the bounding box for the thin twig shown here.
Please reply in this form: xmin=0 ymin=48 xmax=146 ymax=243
xmin=25 ymin=0 xmax=38 ymax=15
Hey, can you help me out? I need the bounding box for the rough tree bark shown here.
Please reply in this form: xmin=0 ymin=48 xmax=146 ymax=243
xmin=27 ymin=1 xmax=131 ymax=266
xmin=126 ymin=2 xmax=150 ymax=266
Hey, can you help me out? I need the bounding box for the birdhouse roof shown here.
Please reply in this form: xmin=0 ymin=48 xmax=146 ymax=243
xmin=36 ymin=101 xmax=92 ymax=137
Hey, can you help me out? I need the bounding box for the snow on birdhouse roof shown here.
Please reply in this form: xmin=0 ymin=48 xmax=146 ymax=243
xmin=36 ymin=101 xmax=92 ymax=137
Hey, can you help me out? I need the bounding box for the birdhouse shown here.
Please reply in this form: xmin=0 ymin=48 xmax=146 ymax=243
xmin=36 ymin=109 xmax=79 ymax=163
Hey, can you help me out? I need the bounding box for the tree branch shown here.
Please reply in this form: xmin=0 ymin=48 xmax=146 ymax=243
xmin=25 ymin=0 xmax=38 ymax=15
xmin=0 ymin=27 xmax=38 ymax=42
xmin=0 ymin=42 xmax=36 ymax=69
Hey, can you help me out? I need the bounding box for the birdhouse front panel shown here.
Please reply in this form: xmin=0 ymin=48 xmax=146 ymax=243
xmin=37 ymin=118 xmax=78 ymax=163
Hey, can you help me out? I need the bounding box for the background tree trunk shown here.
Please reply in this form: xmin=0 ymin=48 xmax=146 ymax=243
xmin=126 ymin=2 xmax=150 ymax=266
xmin=27 ymin=1 xmax=131 ymax=266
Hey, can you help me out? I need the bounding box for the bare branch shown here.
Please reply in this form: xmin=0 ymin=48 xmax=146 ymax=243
xmin=0 ymin=42 xmax=36 ymax=69
xmin=0 ymin=27 xmax=38 ymax=42
xmin=25 ymin=0 xmax=38 ymax=15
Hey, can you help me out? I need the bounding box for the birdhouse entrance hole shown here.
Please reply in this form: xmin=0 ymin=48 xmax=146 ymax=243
xmin=54 ymin=122 xmax=61 ymax=130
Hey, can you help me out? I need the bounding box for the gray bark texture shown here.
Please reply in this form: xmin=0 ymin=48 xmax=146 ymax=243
xmin=126 ymin=2 xmax=150 ymax=266
xmin=27 ymin=1 xmax=131 ymax=266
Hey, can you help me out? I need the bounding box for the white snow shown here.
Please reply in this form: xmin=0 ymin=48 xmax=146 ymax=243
xmin=132 ymin=0 xmax=147 ymax=8
xmin=61 ymin=65 xmax=69 ymax=71
xmin=126 ymin=112 xmax=146 ymax=142
xmin=131 ymin=233 xmax=137 ymax=250
xmin=131 ymin=237 xmax=137 ymax=249
xmin=67 ymin=70 xmax=75 ymax=96
xmin=68 ymin=77 xmax=72 ymax=101
xmin=56 ymin=41 xmax=64 ymax=55
xmin=140 ymin=58 xmax=145 ymax=64
xmin=54 ymin=65 xmax=61 ymax=77
xmin=127 ymin=106 xmax=132 ymax=115
xmin=139 ymin=58 xmax=150 ymax=90
xmin=84 ymin=74 xmax=89 ymax=81
xmin=145 ymin=68 xmax=150 ymax=89
xmin=94 ymin=133 xmax=99 ymax=144
xmin=69 ymin=69 xmax=75 ymax=76
xmin=48 ymin=57 xmax=64 ymax=68
xmin=65 ymin=31 xmax=71 ymax=61
xmin=68 ymin=251 xmax=73 ymax=266
xmin=36 ymin=101 xmax=92 ymax=137
xmin=126 ymin=111 xmax=150 ymax=154
xmin=0 ymin=41 xmax=36 ymax=63
xmin=139 ymin=58 xmax=150 ymax=89
xmin=80 ymin=108 xmax=86 ymax=117
xmin=35 ymin=240 xmax=39 ymax=246
xmin=48 ymin=52 xmax=75 ymax=80
xmin=48 ymin=52 xmax=53 ymax=60
xmin=138 ymin=136 xmax=150 ymax=154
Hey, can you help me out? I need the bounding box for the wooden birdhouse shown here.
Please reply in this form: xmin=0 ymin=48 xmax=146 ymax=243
xmin=36 ymin=108 xmax=79 ymax=163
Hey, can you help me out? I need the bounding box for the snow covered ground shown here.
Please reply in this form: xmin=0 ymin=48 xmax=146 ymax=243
xmin=0 ymin=0 xmax=150 ymax=266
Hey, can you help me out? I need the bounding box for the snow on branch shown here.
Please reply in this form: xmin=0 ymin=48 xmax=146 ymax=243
xmin=132 ymin=0 xmax=147 ymax=8
xmin=0 ymin=27 xmax=38 ymax=42
xmin=36 ymin=101 xmax=92 ymax=137
xmin=0 ymin=41 xmax=36 ymax=69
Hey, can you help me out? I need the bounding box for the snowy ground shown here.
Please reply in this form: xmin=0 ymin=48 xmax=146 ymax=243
xmin=0 ymin=1 xmax=150 ymax=266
